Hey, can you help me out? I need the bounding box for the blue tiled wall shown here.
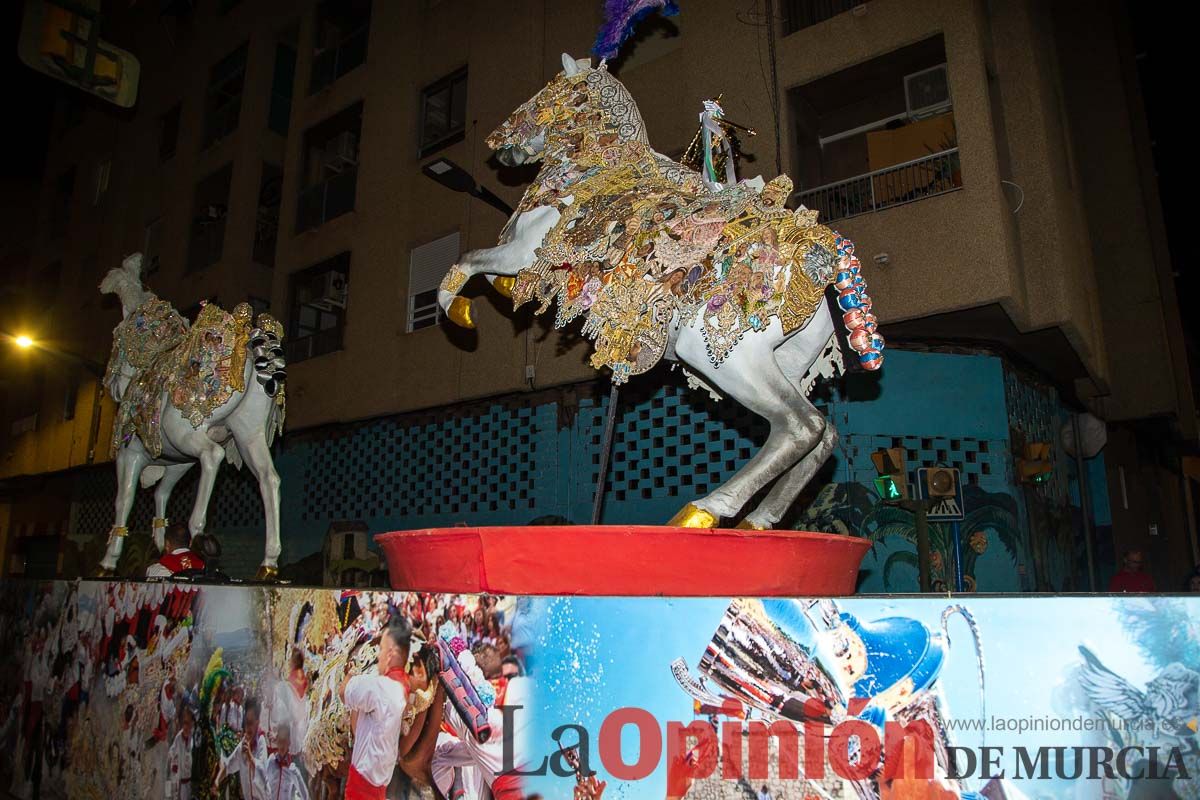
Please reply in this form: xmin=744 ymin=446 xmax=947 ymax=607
xmin=69 ymin=348 xmax=1109 ymax=590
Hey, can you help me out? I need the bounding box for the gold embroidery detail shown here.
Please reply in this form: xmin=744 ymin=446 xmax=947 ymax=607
xmin=440 ymin=265 xmax=468 ymax=295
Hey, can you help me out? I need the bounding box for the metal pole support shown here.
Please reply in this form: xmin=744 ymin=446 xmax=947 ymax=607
xmin=591 ymin=384 xmax=620 ymax=525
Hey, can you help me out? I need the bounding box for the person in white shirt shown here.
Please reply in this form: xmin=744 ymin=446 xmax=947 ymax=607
xmin=432 ymin=675 xmax=532 ymax=800
xmin=215 ymin=697 xmax=268 ymax=800
xmin=264 ymin=725 xmax=309 ymax=800
xmin=166 ymin=704 xmax=195 ymax=800
xmin=220 ymin=685 xmax=245 ymax=732
xmin=339 ymin=617 xmax=413 ymax=800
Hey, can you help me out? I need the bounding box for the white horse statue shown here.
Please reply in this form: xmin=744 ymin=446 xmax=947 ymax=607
xmin=437 ymin=54 xmax=884 ymax=530
xmin=97 ymin=253 xmax=287 ymax=579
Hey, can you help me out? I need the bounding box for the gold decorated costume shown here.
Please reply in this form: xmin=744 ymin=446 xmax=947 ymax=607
xmin=489 ymin=65 xmax=843 ymax=383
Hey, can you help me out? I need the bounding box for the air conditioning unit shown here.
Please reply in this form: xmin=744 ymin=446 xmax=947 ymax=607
xmin=904 ymin=64 xmax=951 ymax=119
xmin=311 ymin=270 xmax=348 ymax=311
xmin=324 ymin=131 xmax=359 ymax=173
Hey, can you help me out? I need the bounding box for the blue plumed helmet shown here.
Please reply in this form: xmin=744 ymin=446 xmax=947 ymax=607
xmin=839 ymin=612 xmax=948 ymax=704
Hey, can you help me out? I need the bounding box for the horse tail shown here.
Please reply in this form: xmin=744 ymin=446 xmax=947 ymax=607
xmin=830 ymin=234 xmax=884 ymax=371
xmin=941 ymin=604 xmax=986 ymax=747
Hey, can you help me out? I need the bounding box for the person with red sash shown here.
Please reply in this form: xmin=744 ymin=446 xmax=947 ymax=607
xmin=146 ymin=523 xmax=205 ymax=579
xmin=339 ymin=617 xmax=412 ymax=800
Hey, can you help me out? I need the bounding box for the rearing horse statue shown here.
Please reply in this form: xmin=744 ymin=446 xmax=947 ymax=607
xmin=437 ymin=54 xmax=884 ymax=530
xmin=98 ymin=253 xmax=288 ymax=578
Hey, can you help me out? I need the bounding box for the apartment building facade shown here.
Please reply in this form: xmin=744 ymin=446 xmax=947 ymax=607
xmin=1 ymin=0 xmax=1191 ymax=590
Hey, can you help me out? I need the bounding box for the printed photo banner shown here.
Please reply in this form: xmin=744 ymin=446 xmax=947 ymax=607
xmin=0 ymin=580 xmax=532 ymax=800
xmin=0 ymin=582 xmax=1197 ymax=800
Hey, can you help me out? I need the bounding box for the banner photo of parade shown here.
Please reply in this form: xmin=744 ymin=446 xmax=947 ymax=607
xmin=520 ymin=596 xmax=1200 ymax=800
xmin=0 ymin=580 xmax=533 ymax=800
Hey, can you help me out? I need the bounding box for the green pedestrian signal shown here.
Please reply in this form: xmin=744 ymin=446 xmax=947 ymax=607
xmin=874 ymin=475 xmax=902 ymax=501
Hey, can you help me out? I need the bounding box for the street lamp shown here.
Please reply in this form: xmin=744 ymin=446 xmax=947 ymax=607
xmin=422 ymin=158 xmax=514 ymax=217
xmin=5 ymin=332 xmax=105 ymax=376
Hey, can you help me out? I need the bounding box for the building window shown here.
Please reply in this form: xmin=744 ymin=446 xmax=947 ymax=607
xmin=407 ymin=232 xmax=459 ymax=332
xmin=63 ymin=376 xmax=78 ymax=421
xmin=92 ymin=157 xmax=111 ymax=206
xmin=203 ymin=42 xmax=247 ymax=148
xmin=790 ymin=35 xmax=959 ymax=222
xmin=49 ymin=167 xmax=75 ymax=239
xmin=78 ymin=255 xmax=97 ymax=291
xmin=255 ymin=163 xmax=283 ymax=266
xmin=34 ymin=261 xmax=62 ymax=309
xmin=297 ymin=102 xmax=362 ymax=232
xmin=268 ymin=32 xmax=298 ymax=135
xmin=310 ymin=0 xmax=371 ymax=94
xmin=782 ymin=0 xmax=866 ymax=35
xmin=287 ymin=252 xmax=349 ymax=363
xmin=56 ymin=92 xmax=84 ymax=140
xmin=188 ymin=164 xmax=232 ymax=272
xmin=159 ymin=104 xmax=181 ymax=160
xmin=419 ymin=68 xmax=467 ymax=157
xmin=143 ymin=217 xmax=163 ymax=276
xmin=248 ymin=295 xmax=271 ymax=318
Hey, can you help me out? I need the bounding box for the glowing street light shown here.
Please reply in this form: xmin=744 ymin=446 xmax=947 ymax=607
xmin=5 ymin=332 xmax=104 ymax=376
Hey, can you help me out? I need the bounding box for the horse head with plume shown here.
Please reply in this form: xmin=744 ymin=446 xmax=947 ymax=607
xmin=487 ymin=54 xmax=648 ymax=167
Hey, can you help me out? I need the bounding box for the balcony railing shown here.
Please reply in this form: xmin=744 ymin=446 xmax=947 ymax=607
xmin=296 ymin=167 xmax=358 ymax=232
xmin=793 ymin=148 xmax=962 ymax=224
xmin=782 ymin=0 xmax=867 ymax=35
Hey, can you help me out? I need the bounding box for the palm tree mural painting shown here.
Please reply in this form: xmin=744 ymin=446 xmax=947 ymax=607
xmin=801 ymin=483 xmax=1026 ymax=591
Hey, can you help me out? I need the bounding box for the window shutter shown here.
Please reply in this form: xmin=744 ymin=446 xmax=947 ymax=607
xmin=407 ymin=231 xmax=459 ymax=332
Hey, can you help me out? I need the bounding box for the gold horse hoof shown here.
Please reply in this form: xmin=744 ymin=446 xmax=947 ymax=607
xmin=735 ymin=518 xmax=770 ymax=531
xmin=254 ymin=565 xmax=280 ymax=582
xmin=492 ymin=276 xmax=516 ymax=298
xmin=94 ymin=566 xmax=117 ymax=579
xmin=667 ymin=503 xmax=719 ymax=528
xmin=448 ymin=296 xmax=476 ymax=329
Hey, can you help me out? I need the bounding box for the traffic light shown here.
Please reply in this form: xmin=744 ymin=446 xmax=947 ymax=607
xmin=870 ymin=447 xmax=909 ymax=501
xmin=18 ymin=1 xmax=140 ymax=108
xmin=1017 ymin=442 xmax=1053 ymax=483
xmin=924 ymin=466 xmax=959 ymax=499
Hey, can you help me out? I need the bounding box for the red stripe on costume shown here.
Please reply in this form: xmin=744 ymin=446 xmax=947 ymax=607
xmin=491 ymin=774 xmax=524 ymax=800
xmin=344 ymin=765 xmax=387 ymax=800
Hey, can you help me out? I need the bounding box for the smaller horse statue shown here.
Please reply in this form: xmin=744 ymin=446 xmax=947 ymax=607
xmin=98 ymin=253 xmax=287 ymax=579
xmin=436 ymin=54 xmax=883 ymax=530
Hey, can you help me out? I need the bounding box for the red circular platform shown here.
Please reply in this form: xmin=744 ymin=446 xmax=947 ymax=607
xmin=375 ymin=526 xmax=870 ymax=596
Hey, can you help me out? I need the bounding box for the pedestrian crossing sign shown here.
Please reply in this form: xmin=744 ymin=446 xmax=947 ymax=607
xmin=917 ymin=467 xmax=965 ymax=521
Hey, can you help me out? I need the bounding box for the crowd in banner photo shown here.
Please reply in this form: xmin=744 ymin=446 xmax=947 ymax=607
xmin=0 ymin=581 xmax=532 ymax=800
